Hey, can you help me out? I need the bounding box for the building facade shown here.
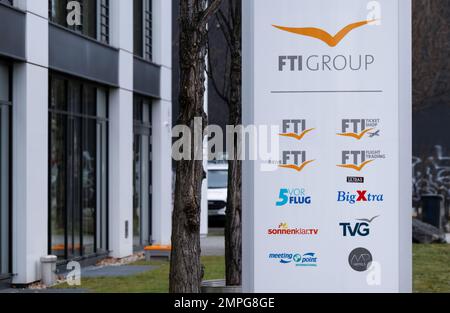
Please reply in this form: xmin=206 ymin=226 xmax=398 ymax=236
xmin=0 ymin=0 xmax=172 ymax=285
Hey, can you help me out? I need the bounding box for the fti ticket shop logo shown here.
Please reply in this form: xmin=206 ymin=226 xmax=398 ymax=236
xmin=338 ymin=119 xmax=381 ymax=140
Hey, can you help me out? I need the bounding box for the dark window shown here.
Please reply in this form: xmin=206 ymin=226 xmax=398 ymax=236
xmin=134 ymin=0 xmax=152 ymax=61
xmin=133 ymin=95 xmax=152 ymax=248
xmin=49 ymin=0 xmax=110 ymax=44
xmin=0 ymin=0 xmax=13 ymax=6
xmin=0 ymin=61 xmax=11 ymax=277
xmin=49 ymin=74 xmax=108 ymax=260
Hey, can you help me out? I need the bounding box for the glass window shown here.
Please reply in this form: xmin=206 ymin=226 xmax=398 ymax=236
xmin=49 ymin=0 xmax=110 ymax=44
xmin=0 ymin=61 xmax=11 ymax=276
xmin=49 ymin=74 xmax=108 ymax=260
xmin=208 ymin=170 xmax=228 ymax=189
xmin=134 ymin=0 xmax=153 ymax=61
xmin=133 ymin=95 xmax=152 ymax=248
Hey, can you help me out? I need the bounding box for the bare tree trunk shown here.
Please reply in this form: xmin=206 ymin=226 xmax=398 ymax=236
xmin=170 ymin=0 xmax=222 ymax=294
xmin=207 ymin=0 xmax=242 ymax=286
xmin=225 ymin=55 xmax=242 ymax=283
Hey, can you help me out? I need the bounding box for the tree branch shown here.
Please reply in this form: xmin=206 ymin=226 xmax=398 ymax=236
xmin=199 ymin=0 xmax=223 ymax=26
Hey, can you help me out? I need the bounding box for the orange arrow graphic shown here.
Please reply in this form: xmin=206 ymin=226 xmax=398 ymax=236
xmin=337 ymin=160 xmax=374 ymax=172
xmin=337 ymin=128 xmax=374 ymax=140
xmin=279 ymin=160 xmax=315 ymax=172
xmin=273 ymin=20 xmax=376 ymax=47
xmin=280 ymin=128 xmax=315 ymax=141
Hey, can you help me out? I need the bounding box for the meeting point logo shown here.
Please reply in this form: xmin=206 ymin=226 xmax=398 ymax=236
xmin=269 ymin=252 xmax=318 ymax=267
xmin=337 ymin=150 xmax=386 ymax=172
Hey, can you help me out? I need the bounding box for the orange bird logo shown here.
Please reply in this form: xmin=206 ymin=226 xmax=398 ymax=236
xmin=337 ymin=128 xmax=374 ymax=140
xmin=280 ymin=128 xmax=315 ymax=141
xmin=273 ymin=19 xmax=376 ymax=47
xmin=279 ymin=160 xmax=315 ymax=173
xmin=337 ymin=160 xmax=374 ymax=172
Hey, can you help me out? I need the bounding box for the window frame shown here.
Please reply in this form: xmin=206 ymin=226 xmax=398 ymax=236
xmin=49 ymin=0 xmax=110 ymax=44
xmin=48 ymin=73 xmax=109 ymax=263
xmin=0 ymin=61 xmax=12 ymax=278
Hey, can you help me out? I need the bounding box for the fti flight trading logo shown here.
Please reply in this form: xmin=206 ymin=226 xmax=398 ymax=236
xmin=279 ymin=120 xmax=315 ymax=141
xmin=337 ymin=150 xmax=386 ymax=172
xmin=272 ymin=19 xmax=376 ymax=47
xmin=279 ymin=151 xmax=315 ymax=173
xmin=337 ymin=119 xmax=381 ymax=140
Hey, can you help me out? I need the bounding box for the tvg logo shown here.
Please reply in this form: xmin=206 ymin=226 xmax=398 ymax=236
xmin=279 ymin=151 xmax=315 ymax=173
xmin=340 ymin=222 xmax=370 ymax=237
xmin=280 ymin=120 xmax=315 ymax=141
xmin=337 ymin=151 xmax=374 ymax=172
xmin=340 ymin=216 xmax=379 ymax=237
xmin=276 ymin=188 xmax=312 ymax=206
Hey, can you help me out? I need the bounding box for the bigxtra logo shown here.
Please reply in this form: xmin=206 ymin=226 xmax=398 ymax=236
xmin=279 ymin=120 xmax=315 ymax=141
xmin=337 ymin=190 xmax=384 ymax=204
xmin=279 ymin=151 xmax=315 ymax=173
xmin=269 ymin=253 xmax=318 ymax=267
xmin=337 ymin=119 xmax=381 ymax=140
xmin=267 ymin=223 xmax=319 ymax=236
xmin=276 ymin=188 xmax=312 ymax=206
xmin=337 ymin=150 xmax=386 ymax=172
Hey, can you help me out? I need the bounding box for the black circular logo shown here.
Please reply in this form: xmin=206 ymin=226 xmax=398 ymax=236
xmin=348 ymin=248 xmax=373 ymax=272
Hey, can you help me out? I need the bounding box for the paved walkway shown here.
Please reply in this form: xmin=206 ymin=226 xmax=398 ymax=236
xmin=201 ymin=234 xmax=225 ymax=256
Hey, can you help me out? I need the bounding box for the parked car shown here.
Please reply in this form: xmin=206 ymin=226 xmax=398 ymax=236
xmin=208 ymin=162 xmax=228 ymax=227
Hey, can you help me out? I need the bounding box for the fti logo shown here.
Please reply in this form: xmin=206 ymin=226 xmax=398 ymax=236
xmin=276 ymin=188 xmax=312 ymax=207
xmin=337 ymin=190 xmax=384 ymax=204
xmin=279 ymin=151 xmax=315 ymax=173
xmin=338 ymin=119 xmax=381 ymax=140
xmin=339 ymin=216 xmax=380 ymax=237
xmin=279 ymin=120 xmax=315 ymax=141
xmin=269 ymin=252 xmax=318 ymax=267
xmin=337 ymin=150 xmax=385 ymax=172
xmin=273 ymin=19 xmax=376 ymax=48
xmin=267 ymin=223 xmax=319 ymax=236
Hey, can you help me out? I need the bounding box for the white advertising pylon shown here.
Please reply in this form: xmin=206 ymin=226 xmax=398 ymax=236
xmin=243 ymin=0 xmax=412 ymax=293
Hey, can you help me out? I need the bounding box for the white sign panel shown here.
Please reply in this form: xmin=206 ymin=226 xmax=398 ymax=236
xmin=243 ymin=0 xmax=412 ymax=293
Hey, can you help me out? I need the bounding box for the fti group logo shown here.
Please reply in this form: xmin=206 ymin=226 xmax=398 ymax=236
xmin=267 ymin=223 xmax=319 ymax=236
xmin=337 ymin=190 xmax=384 ymax=204
xmin=279 ymin=151 xmax=315 ymax=173
xmin=337 ymin=150 xmax=386 ymax=172
xmin=276 ymin=188 xmax=312 ymax=207
xmin=269 ymin=252 xmax=318 ymax=267
xmin=337 ymin=119 xmax=381 ymax=140
xmin=279 ymin=120 xmax=315 ymax=141
xmin=339 ymin=216 xmax=380 ymax=237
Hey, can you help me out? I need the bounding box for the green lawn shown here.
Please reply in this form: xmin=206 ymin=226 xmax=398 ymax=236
xmin=53 ymin=245 xmax=450 ymax=293
xmin=413 ymin=244 xmax=450 ymax=293
xmin=53 ymin=256 xmax=225 ymax=293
